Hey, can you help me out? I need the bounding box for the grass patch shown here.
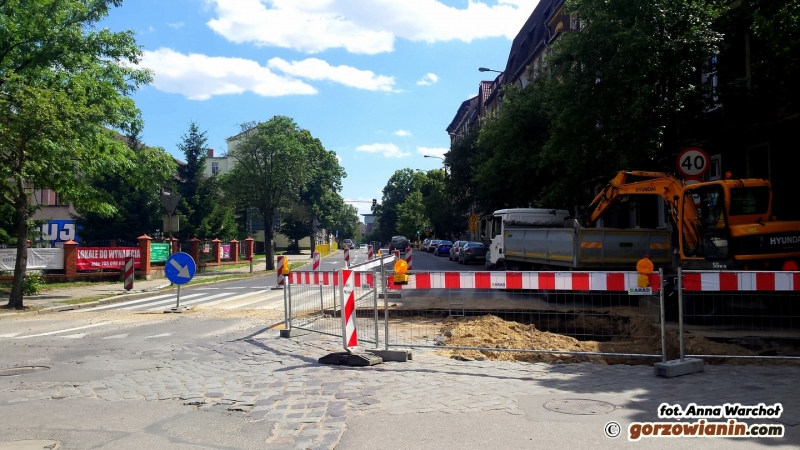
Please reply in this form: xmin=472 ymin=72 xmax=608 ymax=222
xmin=58 ymin=295 xmax=112 ymax=305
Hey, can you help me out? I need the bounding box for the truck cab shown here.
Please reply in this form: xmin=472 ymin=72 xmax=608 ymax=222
xmin=482 ymin=209 xmax=571 ymax=270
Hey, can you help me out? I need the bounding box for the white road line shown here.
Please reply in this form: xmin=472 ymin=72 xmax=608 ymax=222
xmin=60 ymin=333 xmax=88 ymax=339
xmin=72 ymin=293 xmax=176 ymax=312
xmin=0 ymin=333 xmax=20 ymax=338
xmin=121 ymin=292 xmax=205 ymax=310
xmin=145 ymin=292 xmax=234 ymax=310
xmin=15 ymin=322 xmax=113 ymax=339
xmin=220 ymin=295 xmax=276 ymax=310
xmin=144 ymin=333 xmax=171 ymax=339
xmin=193 ymin=290 xmax=273 ymax=309
xmin=102 ymin=334 xmax=129 ymax=340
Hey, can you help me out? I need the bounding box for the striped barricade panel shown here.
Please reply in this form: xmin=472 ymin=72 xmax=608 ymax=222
xmin=387 ymin=271 xmax=661 ymax=291
xmin=288 ymin=271 xmax=374 ymax=288
xmin=682 ymin=271 xmax=800 ymax=292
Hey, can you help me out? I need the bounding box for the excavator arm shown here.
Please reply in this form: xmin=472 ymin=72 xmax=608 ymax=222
xmin=586 ymin=171 xmax=703 ymax=251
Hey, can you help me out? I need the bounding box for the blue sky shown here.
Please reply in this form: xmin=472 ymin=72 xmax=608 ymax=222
xmin=99 ymin=0 xmax=539 ymax=219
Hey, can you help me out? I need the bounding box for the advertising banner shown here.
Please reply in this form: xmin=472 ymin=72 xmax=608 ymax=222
xmin=222 ymin=245 xmax=230 ymax=259
xmin=150 ymin=243 xmax=170 ymax=263
xmin=38 ymin=220 xmax=79 ymax=247
xmin=0 ymin=248 xmax=64 ymax=271
xmin=76 ymin=247 xmax=141 ymax=270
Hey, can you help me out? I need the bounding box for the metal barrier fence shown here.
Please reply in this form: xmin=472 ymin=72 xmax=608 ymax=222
xmin=283 ymin=267 xmax=800 ymax=363
xmin=678 ymin=269 xmax=800 ymax=360
xmin=381 ymin=271 xmax=665 ymax=364
xmin=285 ymin=269 xmax=384 ymax=347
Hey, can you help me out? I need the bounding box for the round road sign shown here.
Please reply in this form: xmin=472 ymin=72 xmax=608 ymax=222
xmin=165 ymin=252 xmax=196 ymax=285
xmin=677 ymin=147 xmax=709 ymax=178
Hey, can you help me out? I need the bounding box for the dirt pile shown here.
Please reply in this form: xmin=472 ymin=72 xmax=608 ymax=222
xmin=438 ymin=314 xmax=789 ymax=365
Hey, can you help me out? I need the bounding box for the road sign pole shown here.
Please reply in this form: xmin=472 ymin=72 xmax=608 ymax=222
xmin=176 ymin=284 xmax=181 ymax=310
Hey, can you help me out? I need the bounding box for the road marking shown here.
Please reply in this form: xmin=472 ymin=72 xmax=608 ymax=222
xmin=60 ymin=333 xmax=88 ymax=339
xmin=72 ymin=293 xmax=176 ymax=312
xmin=144 ymin=333 xmax=171 ymax=339
xmin=15 ymin=322 xmax=113 ymax=339
xmin=145 ymin=292 xmax=233 ymax=310
xmin=219 ymin=294 xmax=276 ymax=310
xmin=0 ymin=333 xmax=20 ymax=338
xmin=192 ymin=290 xmax=274 ymax=309
xmin=120 ymin=292 xmax=205 ymax=310
xmin=102 ymin=334 xmax=129 ymax=340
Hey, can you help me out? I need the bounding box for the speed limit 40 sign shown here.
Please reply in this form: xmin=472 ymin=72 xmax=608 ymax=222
xmin=677 ymin=147 xmax=709 ymax=178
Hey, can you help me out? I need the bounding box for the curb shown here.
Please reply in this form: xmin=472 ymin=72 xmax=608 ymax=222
xmin=0 ymin=271 xmax=277 ymax=319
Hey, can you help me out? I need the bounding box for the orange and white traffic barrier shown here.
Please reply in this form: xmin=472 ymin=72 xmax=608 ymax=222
xmin=387 ymin=271 xmax=661 ymax=291
xmin=312 ymin=252 xmax=320 ymax=271
xmin=277 ymin=255 xmax=286 ymax=286
xmin=405 ymin=248 xmax=412 ymax=270
xmin=340 ymin=269 xmax=358 ymax=349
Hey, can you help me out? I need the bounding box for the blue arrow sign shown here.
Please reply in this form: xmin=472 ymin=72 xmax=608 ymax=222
xmin=165 ymin=252 xmax=196 ymax=285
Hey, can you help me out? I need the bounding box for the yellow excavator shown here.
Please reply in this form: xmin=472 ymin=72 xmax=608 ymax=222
xmin=586 ymin=171 xmax=800 ymax=270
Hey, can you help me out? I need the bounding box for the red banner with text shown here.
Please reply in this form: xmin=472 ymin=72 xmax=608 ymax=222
xmin=76 ymin=247 xmax=141 ymax=270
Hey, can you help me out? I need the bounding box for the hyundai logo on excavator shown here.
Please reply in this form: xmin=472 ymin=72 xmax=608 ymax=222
xmin=635 ymin=186 xmax=657 ymax=192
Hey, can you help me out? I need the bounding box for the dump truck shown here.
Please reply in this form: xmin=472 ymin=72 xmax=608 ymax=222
xmin=483 ymin=171 xmax=800 ymax=272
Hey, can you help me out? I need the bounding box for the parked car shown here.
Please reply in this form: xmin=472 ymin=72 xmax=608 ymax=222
xmin=421 ymin=238 xmax=431 ymax=250
xmin=389 ymin=235 xmax=409 ymax=253
xmin=434 ymin=240 xmax=453 ymax=256
xmin=459 ymin=241 xmax=488 ymax=264
xmin=449 ymin=241 xmax=466 ymax=261
xmin=426 ymin=239 xmax=440 ymax=253
xmin=359 ymin=244 xmax=367 ymax=250
xmin=342 ymin=239 xmax=355 ymax=249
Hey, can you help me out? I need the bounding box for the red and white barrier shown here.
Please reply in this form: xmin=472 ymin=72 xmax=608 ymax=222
xmin=394 ymin=250 xmax=400 ymax=259
xmin=312 ymin=252 xmax=320 ymax=271
xmin=123 ymin=256 xmax=134 ymax=291
xmin=683 ymin=271 xmax=800 ymax=292
xmin=288 ymin=271 xmax=374 ymax=288
xmin=343 ymin=247 xmax=350 ymax=267
xmin=340 ymin=269 xmax=358 ymax=349
xmin=388 ymin=271 xmax=661 ymax=291
xmin=405 ymin=248 xmax=413 ymax=270
xmin=367 ymin=245 xmax=373 ymax=260
xmin=277 ymin=255 xmax=286 ymax=286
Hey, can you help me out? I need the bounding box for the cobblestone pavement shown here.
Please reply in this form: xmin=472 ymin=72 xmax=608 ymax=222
xmin=3 ymin=330 xmax=799 ymax=449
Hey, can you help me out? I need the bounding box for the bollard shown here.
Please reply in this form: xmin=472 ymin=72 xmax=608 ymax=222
xmin=343 ymin=247 xmax=350 ymax=267
xmin=123 ymin=256 xmax=134 ymax=291
xmin=277 ymin=255 xmax=285 ymax=286
xmin=367 ymin=245 xmax=373 ymax=260
xmin=405 ymin=248 xmax=413 ymax=271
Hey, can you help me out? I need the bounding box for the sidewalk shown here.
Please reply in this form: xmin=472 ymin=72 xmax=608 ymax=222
xmin=0 ymin=251 xmax=326 ymax=318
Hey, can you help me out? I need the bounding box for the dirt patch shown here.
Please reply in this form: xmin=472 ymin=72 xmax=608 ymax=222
xmin=438 ymin=314 xmax=798 ymax=366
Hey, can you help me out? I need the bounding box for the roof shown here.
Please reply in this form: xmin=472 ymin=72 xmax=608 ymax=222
xmin=504 ymin=0 xmax=564 ymax=82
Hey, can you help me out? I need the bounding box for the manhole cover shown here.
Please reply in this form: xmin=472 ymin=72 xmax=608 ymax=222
xmin=544 ymin=399 xmax=617 ymax=415
xmin=0 ymin=366 xmax=50 ymax=377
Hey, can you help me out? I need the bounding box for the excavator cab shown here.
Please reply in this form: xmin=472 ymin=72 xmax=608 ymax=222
xmin=680 ymin=184 xmax=730 ymax=261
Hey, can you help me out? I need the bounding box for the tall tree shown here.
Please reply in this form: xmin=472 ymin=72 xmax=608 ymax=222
xmin=375 ymin=169 xmax=417 ymax=241
xmin=542 ymin=0 xmax=723 ymax=206
xmin=74 ymin=128 xmax=175 ymax=242
xmin=0 ymin=0 xmax=152 ymax=309
xmin=175 ymin=122 xmax=209 ymax=240
xmin=222 ymin=117 xmax=316 ymax=270
xmin=396 ymin=191 xmax=427 ymax=239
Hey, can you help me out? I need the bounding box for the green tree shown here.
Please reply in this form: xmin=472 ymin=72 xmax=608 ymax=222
xmin=396 ymin=191 xmax=427 ymax=238
xmin=74 ymin=127 xmax=176 ymax=242
xmin=175 ymin=122 xmax=209 ymax=240
xmin=0 ymin=0 xmax=151 ymax=309
xmin=375 ymin=169 xmax=417 ymax=241
xmin=542 ymin=0 xmax=723 ymax=206
xmin=222 ymin=117 xmax=318 ymax=270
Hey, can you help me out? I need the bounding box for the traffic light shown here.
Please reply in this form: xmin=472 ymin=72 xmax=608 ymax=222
xmin=416 ymin=230 xmax=420 ymax=235
xmin=372 ymin=199 xmax=376 ymax=207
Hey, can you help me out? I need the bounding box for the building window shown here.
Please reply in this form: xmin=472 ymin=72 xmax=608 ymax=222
xmin=570 ymin=14 xmax=578 ymax=30
xmin=55 ymin=192 xmax=68 ymax=205
xmin=212 ymin=161 xmax=219 ymax=174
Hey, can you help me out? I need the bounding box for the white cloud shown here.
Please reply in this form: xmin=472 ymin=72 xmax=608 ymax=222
xmin=267 ymin=57 xmax=397 ymax=92
xmin=356 ymin=143 xmax=410 ymax=158
xmin=416 ymin=73 xmax=438 ymax=86
xmin=206 ymin=0 xmax=539 ymax=54
xmin=138 ymin=48 xmax=317 ymax=100
xmin=394 ymin=129 xmax=412 ymax=137
xmin=417 ymin=147 xmax=448 ymax=158
xmin=167 ymin=21 xmax=185 ymax=29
